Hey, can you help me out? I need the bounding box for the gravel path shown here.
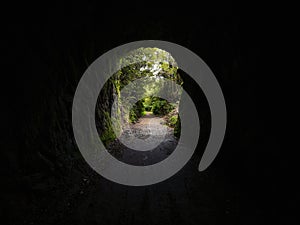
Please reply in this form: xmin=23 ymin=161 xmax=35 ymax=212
xmin=108 ymin=112 xmax=178 ymax=166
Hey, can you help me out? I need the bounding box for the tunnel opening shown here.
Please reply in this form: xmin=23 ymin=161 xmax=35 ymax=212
xmin=95 ymin=47 xmax=183 ymax=165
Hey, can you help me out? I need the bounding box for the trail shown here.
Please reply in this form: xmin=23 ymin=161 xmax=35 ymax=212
xmin=107 ymin=112 xmax=178 ymax=166
xmin=22 ymin=114 xmax=237 ymax=225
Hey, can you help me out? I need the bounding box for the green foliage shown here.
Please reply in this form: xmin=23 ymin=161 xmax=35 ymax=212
xmin=129 ymin=100 xmax=144 ymax=123
xmin=129 ymin=109 xmax=137 ymax=123
xmin=174 ymin=117 xmax=181 ymax=138
xmin=120 ymin=47 xmax=178 ymax=69
xmin=111 ymin=70 xmax=122 ymax=97
xmin=143 ymin=97 xmax=152 ymax=111
xmin=98 ymin=47 xmax=184 ymax=145
xmin=119 ymin=47 xmax=183 ymax=86
xmin=169 ymin=115 xmax=178 ymax=126
xmin=163 ymin=108 xmax=181 ymax=138
xmin=151 ymin=97 xmax=175 ymax=116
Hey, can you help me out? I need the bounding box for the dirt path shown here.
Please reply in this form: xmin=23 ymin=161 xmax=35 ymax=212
xmin=108 ymin=112 xmax=178 ymax=166
xmin=20 ymin=113 xmax=237 ymax=225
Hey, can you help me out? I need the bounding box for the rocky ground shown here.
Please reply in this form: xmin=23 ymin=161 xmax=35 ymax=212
xmin=107 ymin=112 xmax=178 ymax=166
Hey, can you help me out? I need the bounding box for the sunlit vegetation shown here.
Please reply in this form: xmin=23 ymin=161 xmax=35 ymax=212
xmin=97 ymin=47 xmax=183 ymax=145
xmin=145 ymin=97 xmax=175 ymax=116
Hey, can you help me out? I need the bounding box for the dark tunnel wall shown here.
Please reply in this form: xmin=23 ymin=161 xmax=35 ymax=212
xmin=1 ymin=3 xmax=284 ymax=225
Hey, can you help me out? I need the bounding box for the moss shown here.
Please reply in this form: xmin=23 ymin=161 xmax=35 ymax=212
xmin=100 ymin=111 xmax=116 ymax=146
xmin=110 ymin=71 xmax=122 ymax=97
xmin=174 ymin=116 xmax=181 ymax=138
xmin=169 ymin=115 xmax=178 ymax=126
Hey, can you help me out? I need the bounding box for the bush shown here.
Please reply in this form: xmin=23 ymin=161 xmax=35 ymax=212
xmin=142 ymin=97 xmax=152 ymax=111
xmin=169 ymin=115 xmax=178 ymax=127
xmin=174 ymin=117 xmax=181 ymax=138
xmin=151 ymin=97 xmax=174 ymax=116
xmin=129 ymin=100 xmax=144 ymax=123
